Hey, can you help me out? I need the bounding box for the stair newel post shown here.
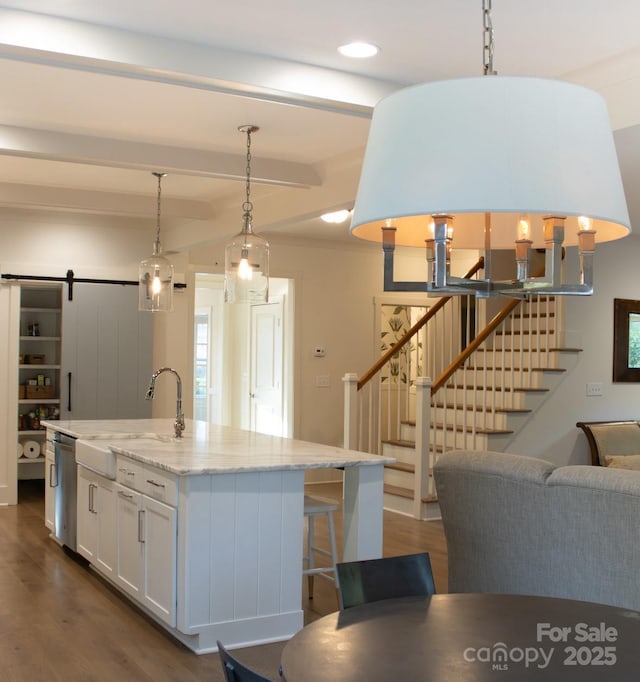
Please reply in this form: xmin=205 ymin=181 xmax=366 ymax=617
xmin=414 ymin=376 xmax=432 ymax=520
xmin=343 ymin=373 xmax=359 ymax=451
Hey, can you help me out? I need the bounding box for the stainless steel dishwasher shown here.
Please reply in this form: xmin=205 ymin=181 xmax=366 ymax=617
xmin=53 ymin=431 xmax=78 ymax=551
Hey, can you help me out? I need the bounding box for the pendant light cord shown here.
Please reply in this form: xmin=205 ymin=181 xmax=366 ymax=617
xmin=152 ymin=171 xmax=166 ymax=255
xmin=239 ymin=125 xmax=259 ymax=237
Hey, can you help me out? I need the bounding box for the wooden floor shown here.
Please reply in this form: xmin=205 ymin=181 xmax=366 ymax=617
xmin=1 ymin=479 xmax=447 ymax=681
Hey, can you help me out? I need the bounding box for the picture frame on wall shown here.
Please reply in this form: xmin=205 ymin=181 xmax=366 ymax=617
xmin=613 ymin=298 xmax=640 ymax=382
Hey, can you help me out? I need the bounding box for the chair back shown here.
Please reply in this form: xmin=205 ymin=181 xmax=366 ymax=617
xmin=336 ymin=552 xmax=436 ymax=609
xmin=217 ymin=641 xmax=274 ymax=682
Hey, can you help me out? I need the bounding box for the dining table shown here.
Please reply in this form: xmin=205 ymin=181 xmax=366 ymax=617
xmin=280 ymin=593 xmax=640 ymax=681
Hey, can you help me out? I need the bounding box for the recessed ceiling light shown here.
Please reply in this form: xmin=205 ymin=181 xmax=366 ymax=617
xmin=338 ymin=42 xmax=379 ymax=59
xmin=321 ymin=209 xmax=352 ymax=224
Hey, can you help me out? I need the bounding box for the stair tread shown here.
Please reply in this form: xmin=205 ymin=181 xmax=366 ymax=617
xmin=511 ymin=312 xmax=555 ymax=318
xmin=384 ymin=484 xmax=437 ymax=504
xmin=433 ymin=401 xmax=531 ymax=414
xmin=464 ymin=366 xmax=566 ymax=373
xmin=496 ymin=330 xmax=555 ymax=336
xmin=385 ymin=461 xmax=415 ymax=473
xmin=449 ymin=384 xmax=549 ymax=393
xmin=382 ymin=438 xmax=416 ymax=449
xmin=475 ymin=347 xmax=581 ymax=353
xmin=430 ymin=423 xmax=513 ymax=434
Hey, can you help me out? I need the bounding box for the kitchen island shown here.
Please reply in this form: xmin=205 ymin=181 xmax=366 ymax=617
xmin=41 ymin=418 xmax=394 ymax=653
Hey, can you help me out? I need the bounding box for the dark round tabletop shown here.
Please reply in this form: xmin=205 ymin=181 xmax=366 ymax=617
xmin=280 ymin=594 xmax=640 ymax=681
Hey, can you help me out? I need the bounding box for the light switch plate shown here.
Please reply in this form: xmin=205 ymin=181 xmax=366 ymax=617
xmin=586 ymin=382 xmax=603 ymax=396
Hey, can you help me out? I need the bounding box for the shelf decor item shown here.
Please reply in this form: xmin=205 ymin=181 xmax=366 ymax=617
xmin=26 ymin=385 xmax=55 ymax=399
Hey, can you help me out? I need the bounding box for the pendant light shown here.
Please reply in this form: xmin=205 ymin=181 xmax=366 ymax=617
xmin=139 ymin=172 xmax=174 ymax=312
xmin=224 ymin=125 xmax=269 ymax=304
xmin=350 ymin=0 xmax=630 ymax=298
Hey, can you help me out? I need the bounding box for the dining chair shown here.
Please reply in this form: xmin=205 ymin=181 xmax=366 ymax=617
xmin=217 ymin=640 xmax=274 ymax=682
xmin=336 ymin=552 xmax=436 ymax=609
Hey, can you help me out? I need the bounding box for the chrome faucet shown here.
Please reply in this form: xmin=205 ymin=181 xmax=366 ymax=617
xmin=145 ymin=367 xmax=185 ymax=439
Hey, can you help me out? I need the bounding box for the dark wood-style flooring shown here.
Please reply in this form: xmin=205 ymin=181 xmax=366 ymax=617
xmin=1 ymin=479 xmax=447 ymax=681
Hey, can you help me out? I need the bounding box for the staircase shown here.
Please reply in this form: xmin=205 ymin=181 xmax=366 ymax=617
xmin=344 ymin=292 xmax=581 ymax=520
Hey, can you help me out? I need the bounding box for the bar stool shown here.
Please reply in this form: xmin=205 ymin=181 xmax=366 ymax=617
xmin=303 ymin=495 xmax=339 ymax=598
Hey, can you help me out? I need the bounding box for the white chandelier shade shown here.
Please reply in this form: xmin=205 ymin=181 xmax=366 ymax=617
xmin=351 ymin=76 xmax=630 ymax=250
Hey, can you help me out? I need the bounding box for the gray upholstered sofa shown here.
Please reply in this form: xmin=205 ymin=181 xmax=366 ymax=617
xmin=434 ymin=450 xmax=640 ymax=611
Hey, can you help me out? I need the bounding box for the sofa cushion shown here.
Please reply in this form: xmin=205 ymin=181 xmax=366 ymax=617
xmin=605 ymin=454 xmax=640 ymax=469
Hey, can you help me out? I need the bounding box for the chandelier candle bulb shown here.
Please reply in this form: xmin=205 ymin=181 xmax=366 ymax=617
xmin=517 ymin=215 xmax=530 ymax=241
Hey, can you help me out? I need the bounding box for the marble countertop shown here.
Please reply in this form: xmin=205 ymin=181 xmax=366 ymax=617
xmin=42 ymin=418 xmax=395 ymax=475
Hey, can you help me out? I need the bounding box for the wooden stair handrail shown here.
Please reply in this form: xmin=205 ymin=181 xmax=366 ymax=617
xmin=357 ymin=257 xmax=485 ymax=391
xmin=431 ymin=266 xmax=547 ymax=395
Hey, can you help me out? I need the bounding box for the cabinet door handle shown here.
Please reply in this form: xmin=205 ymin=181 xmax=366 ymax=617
xmin=67 ymin=372 xmax=72 ymax=412
xmin=49 ymin=463 xmax=58 ymax=488
xmin=118 ymin=491 xmax=134 ymax=500
xmin=89 ymin=483 xmax=97 ymax=514
xmin=138 ymin=510 xmax=145 ymax=544
xmin=146 ymin=479 xmax=165 ymax=488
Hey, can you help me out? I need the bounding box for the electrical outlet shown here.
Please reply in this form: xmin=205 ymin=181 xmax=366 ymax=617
xmin=586 ymin=382 xmax=603 ymax=397
xmin=315 ymin=375 xmax=330 ymax=388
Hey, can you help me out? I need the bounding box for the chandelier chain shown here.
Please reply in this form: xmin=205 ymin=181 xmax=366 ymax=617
xmin=482 ymin=0 xmax=496 ymax=75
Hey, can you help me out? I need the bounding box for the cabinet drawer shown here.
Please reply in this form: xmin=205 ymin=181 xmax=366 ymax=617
xmin=116 ymin=456 xmax=177 ymax=507
xmin=116 ymin=456 xmax=145 ymax=491
xmin=141 ymin=466 xmax=177 ymax=506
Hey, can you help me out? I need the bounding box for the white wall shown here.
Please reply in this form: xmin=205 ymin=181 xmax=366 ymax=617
xmin=507 ymin=235 xmax=640 ymax=465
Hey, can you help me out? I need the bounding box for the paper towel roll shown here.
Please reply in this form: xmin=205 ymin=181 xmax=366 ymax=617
xmin=17 ymin=441 xmax=23 ymax=459
xmin=23 ymin=440 xmax=41 ymax=459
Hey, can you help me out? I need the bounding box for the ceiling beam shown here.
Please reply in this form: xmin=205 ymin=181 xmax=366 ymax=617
xmin=0 ymin=8 xmax=390 ymax=116
xmin=0 ymin=125 xmax=321 ymax=187
xmin=0 ymin=181 xmax=213 ymax=219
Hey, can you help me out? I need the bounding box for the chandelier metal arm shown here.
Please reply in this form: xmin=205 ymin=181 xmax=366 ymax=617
xmin=381 ymin=227 xmax=431 ymax=292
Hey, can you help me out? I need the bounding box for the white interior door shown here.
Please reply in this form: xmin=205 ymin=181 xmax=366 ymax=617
xmin=250 ymin=300 xmax=284 ymax=436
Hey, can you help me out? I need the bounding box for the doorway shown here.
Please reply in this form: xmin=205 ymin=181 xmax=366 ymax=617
xmin=193 ymin=274 xmax=293 ymax=436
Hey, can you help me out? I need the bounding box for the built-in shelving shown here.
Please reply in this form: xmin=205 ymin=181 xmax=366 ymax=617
xmin=17 ymin=286 xmax=62 ymax=480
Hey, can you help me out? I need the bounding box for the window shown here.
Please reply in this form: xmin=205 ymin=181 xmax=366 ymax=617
xmin=194 ymin=314 xmax=209 ymax=420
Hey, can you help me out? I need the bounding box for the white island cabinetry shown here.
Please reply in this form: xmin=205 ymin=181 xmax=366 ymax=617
xmin=76 ymin=465 xmax=117 ymax=578
xmin=114 ymin=458 xmax=177 ymax=626
xmin=42 ymin=418 xmax=393 ymax=654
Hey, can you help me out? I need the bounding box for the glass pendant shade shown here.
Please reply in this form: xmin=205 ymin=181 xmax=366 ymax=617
xmin=224 ymin=124 xmax=269 ymax=304
xmin=139 ymin=171 xmax=174 ymax=312
xmin=224 ymin=226 xmax=269 ymax=303
xmin=139 ymin=246 xmax=174 ymax=312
